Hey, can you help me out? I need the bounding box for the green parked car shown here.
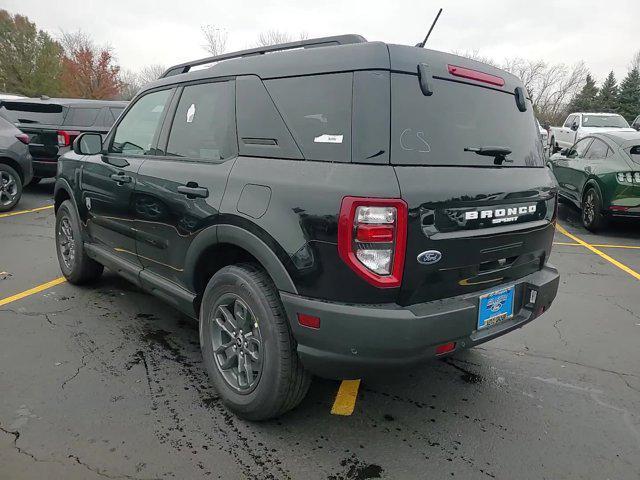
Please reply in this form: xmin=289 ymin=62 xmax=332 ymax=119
xmin=548 ymin=131 xmax=640 ymax=231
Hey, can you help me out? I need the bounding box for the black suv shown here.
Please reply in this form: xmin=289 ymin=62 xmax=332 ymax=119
xmin=54 ymin=35 xmax=560 ymax=420
xmin=0 ymin=97 xmax=127 ymax=182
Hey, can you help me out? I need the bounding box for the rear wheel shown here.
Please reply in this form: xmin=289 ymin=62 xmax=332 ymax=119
xmin=200 ymin=263 xmax=311 ymax=420
xmin=0 ymin=164 xmax=22 ymax=212
xmin=55 ymin=200 xmax=104 ymax=284
xmin=582 ymin=187 xmax=607 ymax=232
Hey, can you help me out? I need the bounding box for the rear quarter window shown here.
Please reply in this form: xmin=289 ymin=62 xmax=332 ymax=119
xmin=628 ymin=145 xmax=640 ymax=165
xmin=265 ymin=73 xmax=352 ymax=162
xmin=390 ymin=73 xmax=544 ymax=167
xmin=64 ymin=107 xmax=101 ymax=127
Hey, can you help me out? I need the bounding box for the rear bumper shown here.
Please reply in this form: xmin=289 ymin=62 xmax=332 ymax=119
xmin=32 ymin=159 xmax=58 ymax=178
xmin=281 ymin=264 xmax=559 ymax=379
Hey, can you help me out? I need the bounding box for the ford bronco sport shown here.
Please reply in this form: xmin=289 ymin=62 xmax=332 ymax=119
xmin=54 ymin=35 xmax=560 ymax=420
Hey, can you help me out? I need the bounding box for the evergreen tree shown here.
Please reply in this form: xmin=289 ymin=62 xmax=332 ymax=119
xmin=617 ymin=68 xmax=640 ymax=122
xmin=0 ymin=10 xmax=63 ymax=97
xmin=567 ymin=74 xmax=599 ymax=112
xmin=595 ymin=71 xmax=618 ymax=112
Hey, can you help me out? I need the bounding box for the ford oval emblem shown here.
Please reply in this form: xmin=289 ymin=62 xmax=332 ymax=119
xmin=417 ymin=250 xmax=442 ymax=265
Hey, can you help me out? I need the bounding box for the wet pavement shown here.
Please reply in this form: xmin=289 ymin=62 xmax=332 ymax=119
xmin=1 ymin=181 xmax=639 ymax=479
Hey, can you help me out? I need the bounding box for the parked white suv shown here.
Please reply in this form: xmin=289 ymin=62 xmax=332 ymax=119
xmin=549 ymin=113 xmax=635 ymax=152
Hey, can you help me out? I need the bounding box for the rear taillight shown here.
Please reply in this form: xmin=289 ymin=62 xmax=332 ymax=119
xmin=57 ymin=130 xmax=80 ymax=147
xmin=338 ymin=197 xmax=407 ymax=288
xmin=15 ymin=133 xmax=29 ymax=145
xmin=447 ymin=64 xmax=505 ymax=87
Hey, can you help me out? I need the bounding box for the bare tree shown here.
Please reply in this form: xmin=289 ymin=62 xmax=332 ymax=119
xmin=254 ymin=30 xmax=309 ymax=47
xmin=201 ymin=25 xmax=227 ymax=56
xmin=451 ymin=49 xmax=498 ymax=67
xmin=138 ymin=64 xmax=166 ymax=84
xmin=118 ymin=69 xmax=141 ymax=100
xmin=630 ymin=50 xmax=640 ymax=73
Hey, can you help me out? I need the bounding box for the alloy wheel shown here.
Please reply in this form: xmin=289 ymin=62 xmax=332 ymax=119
xmin=209 ymin=294 xmax=263 ymax=393
xmin=583 ymin=191 xmax=595 ymax=226
xmin=0 ymin=170 xmax=18 ymax=206
xmin=58 ymin=216 xmax=76 ymax=270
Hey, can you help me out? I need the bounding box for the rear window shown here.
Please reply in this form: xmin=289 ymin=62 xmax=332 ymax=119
xmin=64 ymin=107 xmax=101 ymax=127
xmin=390 ymin=74 xmax=544 ymax=167
xmin=0 ymin=102 xmax=66 ymax=125
xmin=265 ymin=73 xmax=352 ymax=162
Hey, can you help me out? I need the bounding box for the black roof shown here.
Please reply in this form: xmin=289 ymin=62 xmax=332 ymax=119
xmin=0 ymin=97 xmax=128 ymax=109
xmin=147 ymin=34 xmax=522 ymax=94
xmin=597 ymin=131 xmax=640 ymax=147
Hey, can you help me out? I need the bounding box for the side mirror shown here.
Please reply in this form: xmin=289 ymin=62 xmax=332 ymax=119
xmin=571 ymin=122 xmax=579 ymax=131
xmin=560 ymin=148 xmax=570 ymax=156
xmin=73 ymin=132 xmax=103 ymax=155
xmin=634 ymin=124 xmax=640 ymax=131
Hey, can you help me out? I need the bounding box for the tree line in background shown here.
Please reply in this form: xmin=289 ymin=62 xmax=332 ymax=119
xmin=1 ymin=9 xmax=639 ymax=126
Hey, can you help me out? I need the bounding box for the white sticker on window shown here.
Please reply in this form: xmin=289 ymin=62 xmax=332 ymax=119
xmin=186 ymin=103 xmax=196 ymax=123
xmin=314 ymin=134 xmax=343 ymax=144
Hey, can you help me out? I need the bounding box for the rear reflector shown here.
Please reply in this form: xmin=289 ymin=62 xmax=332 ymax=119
xmin=447 ymin=65 xmax=505 ymax=87
xmin=609 ymin=205 xmax=629 ymax=212
xmin=297 ymin=313 xmax=320 ymax=329
xmin=356 ymin=224 xmax=394 ymax=242
xmin=435 ymin=342 xmax=456 ymax=355
xmin=15 ymin=133 xmax=30 ymax=145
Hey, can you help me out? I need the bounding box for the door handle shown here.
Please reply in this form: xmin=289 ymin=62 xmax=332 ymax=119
xmin=177 ymin=184 xmax=209 ymax=199
xmin=110 ymin=173 xmax=132 ymax=184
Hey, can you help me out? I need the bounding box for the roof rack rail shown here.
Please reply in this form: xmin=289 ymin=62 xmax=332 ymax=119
xmin=161 ymin=34 xmax=367 ymax=78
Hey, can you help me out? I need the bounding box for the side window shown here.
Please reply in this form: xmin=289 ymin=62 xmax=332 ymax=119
xmin=585 ymin=139 xmax=609 ymax=159
xmin=563 ymin=115 xmax=574 ymax=128
xmin=110 ymin=89 xmax=171 ymax=156
xmin=166 ymin=81 xmax=236 ymax=161
xmin=265 ymin=73 xmax=353 ymax=162
xmin=573 ymin=138 xmax=592 ymax=159
xmin=107 ymin=108 xmax=125 ymax=127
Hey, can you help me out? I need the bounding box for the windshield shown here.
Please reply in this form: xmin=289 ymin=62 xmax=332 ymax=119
xmin=582 ymin=115 xmax=629 ymax=128
xmin=391 ymin=74 xmax=543 ymax=167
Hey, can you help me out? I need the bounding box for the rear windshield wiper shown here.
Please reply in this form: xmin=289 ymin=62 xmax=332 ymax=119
xmin=464 ymin=146 xmax=513 ymax=165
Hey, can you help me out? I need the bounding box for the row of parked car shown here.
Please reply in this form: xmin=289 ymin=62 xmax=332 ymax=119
xmin=540 ymin=112 xmax=640 ymax=231
xmin=0 ymin=95 xmax=127 ymax=211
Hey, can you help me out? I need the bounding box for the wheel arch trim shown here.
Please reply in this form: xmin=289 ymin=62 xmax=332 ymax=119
xmin=184 ymin=224 xmax=298 ymax=295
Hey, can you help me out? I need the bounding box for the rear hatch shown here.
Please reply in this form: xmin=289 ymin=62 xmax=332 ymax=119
xmin=388 ymin=46 xmax=557 ymax=306
xmin=0 ymin=101 xmax=67 ymax=161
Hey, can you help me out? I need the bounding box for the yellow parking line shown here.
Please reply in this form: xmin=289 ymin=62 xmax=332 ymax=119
xmin=0 ymin=204 xmax=54 ymax=219
xmin=0 ymin=277 xmax=67 ymax=307
xmin=556 ymin=224 xmax=640 ymax=281
xmin=554 ymin=241 xmax=640 ymax=250
xmin=331 ymin=379 xmax=361 ymax=416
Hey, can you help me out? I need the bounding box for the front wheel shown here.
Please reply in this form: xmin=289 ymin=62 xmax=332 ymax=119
xmin=199 ymin=263 xmax=311 ymax=421
xmin=582 ymin=187 xmax=607 ymax=232
xmin=0 ymin=164 xmax=22 ymax=212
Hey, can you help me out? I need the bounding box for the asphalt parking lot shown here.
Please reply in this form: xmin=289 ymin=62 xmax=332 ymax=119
xmin=1 ymin=180 xmax=639 ymax=480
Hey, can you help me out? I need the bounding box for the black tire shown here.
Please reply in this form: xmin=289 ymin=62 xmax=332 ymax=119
xmin=581 ymin=187 xmax=607 ymax=232
xmin=29 ymin=177 xmax=42 ymax=186
xmin=0 ymin=164 xmax=22 ymax=212
xmin=550 ymin=137 xmax=558 ymax=154
xmin=199 ymin=263 xmax=311 ymax=421
xmin=55 ymin=200 xmax=104 ymax=284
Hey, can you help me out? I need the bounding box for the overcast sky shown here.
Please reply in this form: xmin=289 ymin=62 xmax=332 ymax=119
xmin=4 ymin=0 xmax=639 ymax=83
